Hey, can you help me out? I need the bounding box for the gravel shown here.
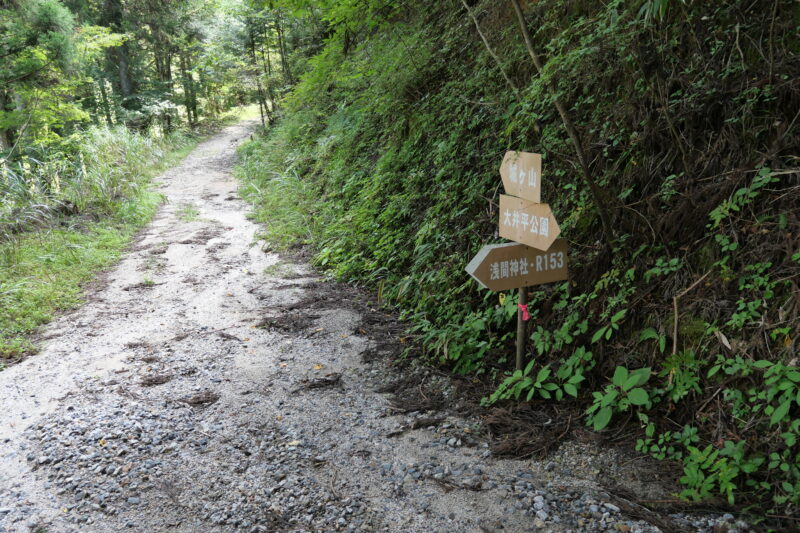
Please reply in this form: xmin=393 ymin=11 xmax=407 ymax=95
xmin=0 ymin=121 xmax=756 ymax=533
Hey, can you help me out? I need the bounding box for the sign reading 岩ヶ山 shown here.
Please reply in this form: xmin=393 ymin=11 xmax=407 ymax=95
xmin=499 ymin=151 xmax=541 ymax=203
xmin=497 ymin=194 xmax=561 ymax=252
xmin=466 ymin=239 xmax=569 ymax=292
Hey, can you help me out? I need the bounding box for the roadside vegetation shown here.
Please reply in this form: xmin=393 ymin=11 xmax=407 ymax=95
xmin=0 ymin=126 xmax=195 ymax=361
xmin=236 ymin=0 xmax=800 ymax=525
xmin=1 ymin=0 xmax=276 ymax=362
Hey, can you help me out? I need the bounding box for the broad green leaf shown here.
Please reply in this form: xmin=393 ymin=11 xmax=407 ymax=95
xmin=628 ymin=388 xmax=649 ymax=406
xmin=770 ymin=400 xmax=791 ymax=426
xmin=622 ymin=374 xmax=639 ymax=391
xmin=601 ymin=389 xmax=619 ymax=407
xmin=631 ymin=367 xmax=652 ymax=386
xmin=611 ymin=309 xmax=627 ymax=323
xmin=612 ymin=367 xmax=628 ymax=387
xmin=536 ymin=366 xmax=551 ymax=383
xmin=591 ymin=326 xmax=607 ymax=344
xmin=592 ymin=407 xmax=613 ymax=430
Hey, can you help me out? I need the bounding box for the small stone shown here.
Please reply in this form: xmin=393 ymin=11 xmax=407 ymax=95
xmin=603 ymin=503 xmax=621 ymax=513
xmin=127 ymin=497 xmax=141 ymax=505
xmin=535 ymin=510 xmax=548 ymax=521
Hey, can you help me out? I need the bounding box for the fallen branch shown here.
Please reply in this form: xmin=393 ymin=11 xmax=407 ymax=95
xmin=460 ymin=0 xmax=521 ymax=98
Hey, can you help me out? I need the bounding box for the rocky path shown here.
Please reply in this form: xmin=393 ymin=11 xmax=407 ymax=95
xmin=0 ymin=122 xmax=745 ymax=533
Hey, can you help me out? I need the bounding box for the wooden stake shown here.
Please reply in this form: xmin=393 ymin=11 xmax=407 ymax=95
xmin=516 ymin=287 xmax=528 ymax=371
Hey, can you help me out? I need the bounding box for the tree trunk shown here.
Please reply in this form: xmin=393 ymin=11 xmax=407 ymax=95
xmin=102 ymin=0 xmax=134 ymax=107
xmin=117 ymin=43 xmax=133 ymax=101
xmin=0 ymin=90 xmax=11 ymax=152
xmin=259 ymin=29 xmax=276 ymax=122
xmin=275 ymin=15 xmax=293 ymax=85
xmin=180 ymin=54 xmax=195 ymax=126
xmin=248 ymin=31 xmax=270 ymax=128
xmin=509 ymin=0 xmax=614 ymax=247
xmin=97 ymin=77 xmax=114 ymax=126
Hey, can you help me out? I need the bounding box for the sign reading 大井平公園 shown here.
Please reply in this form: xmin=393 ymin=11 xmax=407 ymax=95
xmin=497 ymin=194 xmax=561 ymax=251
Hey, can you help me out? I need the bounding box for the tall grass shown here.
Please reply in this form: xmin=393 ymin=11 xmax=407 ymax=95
xmin=1 ymin=125 xmax=192 ymax=239
xmin=236 ymin=134 xmax=321 ymax=250
xmin=0 ymin=125 xmax=195 ymax=363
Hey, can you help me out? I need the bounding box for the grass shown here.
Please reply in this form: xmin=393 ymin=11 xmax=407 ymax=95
xmin=176 ymin=202 xmax=200 ymax=222
xmin=0 ymin=131 xmax=200 ymax=366
xmin=236 ymin=137 xmax=320 ymax=251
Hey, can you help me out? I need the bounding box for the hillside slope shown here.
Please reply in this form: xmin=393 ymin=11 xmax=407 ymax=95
xmin=238 ymin=0 xmax=800 ymax=522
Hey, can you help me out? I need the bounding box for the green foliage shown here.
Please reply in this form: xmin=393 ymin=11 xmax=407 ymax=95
xmin=0 ymin=126 xmax=194 ymax=360
xmin=237 ymin=0 xmax=800 ymax=521
xmin=708 ymin=168 xmax=779 ymax=230
xmin=484 ymin=358 xmax=562 ymax=405
xmin=586 ymin=367 xmax=652 ymax=431
xmin=591 ymin=308 xmax=627 ymax=343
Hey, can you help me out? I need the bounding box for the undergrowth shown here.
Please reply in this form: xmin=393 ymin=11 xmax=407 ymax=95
xmin=0 ymin=125 xmax=195 ymax=362
xmin=236 ymin=0 xmax=800 ymax=524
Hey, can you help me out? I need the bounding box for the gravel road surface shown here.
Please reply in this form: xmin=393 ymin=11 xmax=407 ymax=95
xmin=0 ymin=121 xmax=749 ymax=533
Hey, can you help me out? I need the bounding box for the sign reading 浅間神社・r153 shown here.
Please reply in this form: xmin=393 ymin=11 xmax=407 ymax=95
xmin=466 ymin=239 xmax=568 ymax=291
xmin=500 ymin=151 xmax=541 ymax=203
xmin=498 ymin=194 xmax=561 ymax=251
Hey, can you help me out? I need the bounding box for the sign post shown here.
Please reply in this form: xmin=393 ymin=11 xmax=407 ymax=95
xmin=498 ymin=194 xmax=561 ymax=251
xmin=517 ymin=288 xmax=528 ymax=373
xmin=466 ymin=151 xmax=567 ymax=370
xmin=465 ymin=240 xmax=569 ymax=291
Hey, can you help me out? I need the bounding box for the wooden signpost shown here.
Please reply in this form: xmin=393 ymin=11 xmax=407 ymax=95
xmin=498 ymin=194 xmax=561 ymax=252
xmin=466 ymin=240 xmax=568 ymax=292
xmin=466 ymin=150 xmax=568 ymax=370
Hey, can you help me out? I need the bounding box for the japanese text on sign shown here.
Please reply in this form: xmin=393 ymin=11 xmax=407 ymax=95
xmin=488 ymin=251 xmax=565 ymax=281
xmin=502 ymin=209 xmax=549 ymax=237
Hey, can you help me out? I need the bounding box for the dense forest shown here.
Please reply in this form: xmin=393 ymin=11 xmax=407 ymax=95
xmin=2 ymin=0 xmax=799 ymax=527
xmin=0 ymin=0 xmax=290 ymax=355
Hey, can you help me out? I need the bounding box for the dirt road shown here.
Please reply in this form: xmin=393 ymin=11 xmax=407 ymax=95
xmin=0 ymin=122 xmax=736 ymax=533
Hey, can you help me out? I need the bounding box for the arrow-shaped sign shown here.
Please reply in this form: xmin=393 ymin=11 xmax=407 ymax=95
xmin=498 ymin=194 xmax=561 ymax=251
xmin=466 ymin=239 xmax=569 ymax=291
xmin=500 ymin=151 xmax=541 ymax=203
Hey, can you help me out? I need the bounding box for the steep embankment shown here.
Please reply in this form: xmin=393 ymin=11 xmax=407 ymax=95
xmin=238 ymin=0 xmax=800 ymax=523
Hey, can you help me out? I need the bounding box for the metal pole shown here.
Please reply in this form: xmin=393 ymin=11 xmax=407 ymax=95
xmin=516 ymin=287 xmax=528 ymax=371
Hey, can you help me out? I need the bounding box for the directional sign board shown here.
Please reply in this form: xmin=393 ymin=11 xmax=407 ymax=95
xmin=498 ymin=194 xmax=561 ymax=251
xmin=466 ymin=240 xmax=569 ymax=291
xmin=500 ymin=151 xmax=541 ymax=203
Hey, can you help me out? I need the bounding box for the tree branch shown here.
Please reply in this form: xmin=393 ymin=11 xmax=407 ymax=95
xmin=509 ymin=0 xmax=614 ymax=247
xmin=460 ymin=0 xmax=520 ymax=99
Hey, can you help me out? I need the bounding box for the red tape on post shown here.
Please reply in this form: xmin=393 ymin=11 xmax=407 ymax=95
xmin=517 ymin=303 xmax=530 ymax=321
